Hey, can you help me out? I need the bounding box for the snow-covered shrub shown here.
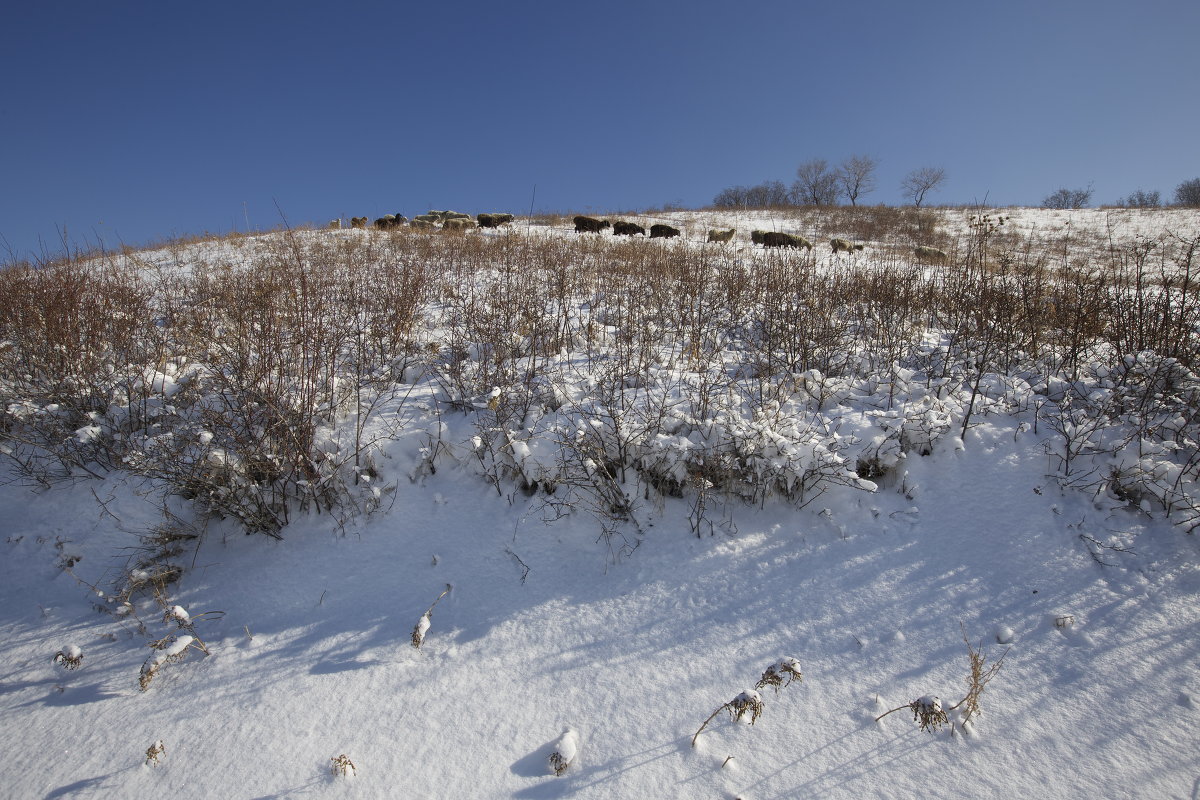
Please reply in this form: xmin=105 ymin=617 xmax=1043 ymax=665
xmin=548 ymin=729 xmax=579 ymax=776
xmin=145 ymin=741 xmax=165 ymax=766
xmin=330 ymin=753 xmax=357 ymax=778
xmin=909 ymin=695 xmax=948 ymax=733
xmin=692 ymin=690 xmax=765 ymax=747
xmin=900 ymin=395 xmax=954 ymax=456
xmin=755 ymin=658 xmax=803 ymax=694
xmin=53 ymin=645 xmax=83 ymax=670
xmin=138 ymin=635 xmax=200 ymax=691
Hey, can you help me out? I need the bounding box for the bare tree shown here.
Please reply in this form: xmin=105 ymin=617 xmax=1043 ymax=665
xmin=900 ymin=166 xmax=947 ymax=207
xmin=1175 ymin=178 xmax=1200 ymax=207
xmin=838 ymin=154 xmax=878 ymax=206
xmin=1120 ymin=189 xmax=1161 ymax=208
xmin=1042 ymin=186 xmax=1093 ymax=209
xmin=790 ymin=159 xmax=839 ymax=206
xmin=713 ymin=181 xmax=790 ymax=209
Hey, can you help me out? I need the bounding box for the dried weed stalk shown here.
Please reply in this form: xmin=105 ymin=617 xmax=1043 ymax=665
xmin=755 ymin=657 xmax=803 ymax=694
xmin=875 ymin=627 xmax=1009 ymax=735
xmin=692 ymin=690 xmax=765 ymax=747
xmin=412 ymin=584 xmax=452 ymax=649
xmin=145 ymin=740 xmax=165 ymax=766
xmin=330 ymin=753 xmax=357 ymax=777
xmin=53 ymin=646 xmax=83 ymax=670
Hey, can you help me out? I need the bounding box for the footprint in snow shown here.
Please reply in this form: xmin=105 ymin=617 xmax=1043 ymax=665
xmin=1051 ymin=615 xmax=1095 ymax=647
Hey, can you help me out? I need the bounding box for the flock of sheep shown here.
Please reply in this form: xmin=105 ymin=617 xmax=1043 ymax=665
xmin=334 ymin=210 xmax=517 ymax=232
xmin=328 ymin=211 xmax=947 ymax=261
xmin=568 ymin=216 xmax=950 ymax=260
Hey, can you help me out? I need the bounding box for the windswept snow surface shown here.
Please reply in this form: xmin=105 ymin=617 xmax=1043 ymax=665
xmin=3 ymin=208 xmax=1200 ymax=798
xmin=3 ymin=417 xmax=1199 ymax=798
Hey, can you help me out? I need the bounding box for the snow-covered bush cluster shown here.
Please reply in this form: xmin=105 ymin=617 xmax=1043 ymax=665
xmin=1 ymin=210 xmax=1198 ymax=547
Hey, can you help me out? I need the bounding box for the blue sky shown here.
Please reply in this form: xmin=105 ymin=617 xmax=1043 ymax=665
xmin=2 ymin=0 xmax=1197 ymax=260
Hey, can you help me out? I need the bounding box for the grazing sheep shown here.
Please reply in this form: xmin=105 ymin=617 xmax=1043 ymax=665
xmin=431 ymin=210 xmax=471 ymax=221
xmin=914 ymin=245 xmax=948 ymax=261
xmin=413 ymin=214 xmax=441 ymax=224
xmin=649 ymin=224 xmax=681 ymax=239
xmin=762 ymin=231 xmax=813 ymax=250
xmin=574 ymin=215 xmax=611 ymax=233
xmin=327 ymin=219 xmax=341 ymax=230
xmin=410 ymin=219 xmax=436 ymax=229
xmin=706 ymin=228 xmax=736 ymax=243
xmin=477 ymin=213 xmax=515 ymax=228
xmin=442 ymin=217 xmax=476 ymax=230
xmin=375 ymin=215 xmax=408 ymax=230
xmin=831 ymin=238 xmax=864 ymax=254
xmin=350 ymin=217 xmax=369 ymax=229
xmin=750 ymin=230 xmax=768 ymax=245
xmin=612 ymin=220 xmax=646 ymax=236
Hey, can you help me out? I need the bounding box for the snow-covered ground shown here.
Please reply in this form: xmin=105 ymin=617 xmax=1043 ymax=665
xmin=3 ymin=207 xmax=1199 ymax=799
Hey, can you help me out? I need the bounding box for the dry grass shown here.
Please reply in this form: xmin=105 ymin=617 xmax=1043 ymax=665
xmin=2 ymin=213 xmax=1198 ymax=541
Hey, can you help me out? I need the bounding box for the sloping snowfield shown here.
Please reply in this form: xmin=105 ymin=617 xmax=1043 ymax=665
xmin=2 ymin=207 xmax=1199 ymax=799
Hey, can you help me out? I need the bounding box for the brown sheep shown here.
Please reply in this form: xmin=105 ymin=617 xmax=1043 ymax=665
xmin=350 ymin=217 xmax=369 ymax=229
xmin=707 ymin=228 xmax=736 ymax=243
xmin=574 ymin=215 xmax=611 ymax=233
xmin=831 ymin=238 xmax=864 ymax=254
xmin=750 ymin=230 xmax=768 ymax=245
xmin=477 ymin=213 xmax=515 ymax=228
xmin=649 ymin=224 xmax=681 ymax=239
xmin=612 ymin=220 xmax=646 ymax=236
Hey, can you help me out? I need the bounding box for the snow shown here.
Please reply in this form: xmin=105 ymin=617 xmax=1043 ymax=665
xmin=2 ymin=207 xmax=1200 ymax=798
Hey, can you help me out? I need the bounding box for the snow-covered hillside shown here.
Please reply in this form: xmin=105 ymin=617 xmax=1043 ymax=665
xmin=2 ymin=207 xmax=1199 ymax=799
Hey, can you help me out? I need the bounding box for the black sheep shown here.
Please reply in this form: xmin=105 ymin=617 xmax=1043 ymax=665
xmin=574 ymin=215 xmax=611 ymax=233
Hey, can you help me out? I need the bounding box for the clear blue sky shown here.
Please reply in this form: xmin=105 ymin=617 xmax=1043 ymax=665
xmin=2 ymin=0 xmax=1196 ymax=260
